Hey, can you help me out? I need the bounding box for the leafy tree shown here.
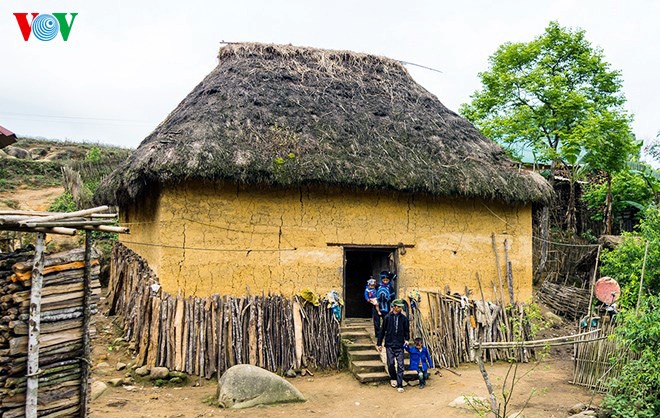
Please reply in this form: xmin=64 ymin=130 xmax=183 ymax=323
xmin=603 ymin=295 xmax=660 ymax=418
xmin=599 ymin=207 xmax=659 ymax=308
xmin=460 ymin=21 xmax=633 ymax=235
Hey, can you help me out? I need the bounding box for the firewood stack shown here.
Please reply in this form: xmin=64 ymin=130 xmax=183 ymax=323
xmin=0 ymin=247 xmax=100 ymax=418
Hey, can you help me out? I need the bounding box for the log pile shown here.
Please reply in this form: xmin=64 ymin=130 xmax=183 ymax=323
xmin=537 ymin=280 xmax=590 ymax=320
xmin=408 ymin=290 xmax=537 ymax=369
xmin=0 ymin=247 xmax=100 ymax=418
xmin=109 ymin=243 xmax=340 ymax=378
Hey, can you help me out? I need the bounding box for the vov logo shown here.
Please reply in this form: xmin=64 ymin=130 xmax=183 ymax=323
xmin=14 ymin=13 xmax=78 ymax=42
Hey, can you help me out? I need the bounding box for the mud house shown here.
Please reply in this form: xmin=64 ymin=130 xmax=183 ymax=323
xmin=97 ymin=43 xmax=551 ymax=319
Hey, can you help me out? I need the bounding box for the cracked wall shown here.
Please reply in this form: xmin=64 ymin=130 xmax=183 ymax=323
xmin=120 ymin=182 xmax=533 ymax=301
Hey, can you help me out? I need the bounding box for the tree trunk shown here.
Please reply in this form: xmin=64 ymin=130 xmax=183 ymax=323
xmin=565 ymin=178 xmax=577 ymax=237
xmin=603 ymin=173 xmax=613 ymax=235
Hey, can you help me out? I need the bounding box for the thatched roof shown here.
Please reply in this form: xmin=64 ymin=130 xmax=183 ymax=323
xmin=96 ymin=43 xmax=552 ymax=206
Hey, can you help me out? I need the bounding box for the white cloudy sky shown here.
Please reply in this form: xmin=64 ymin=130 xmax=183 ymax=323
xmin=0 ymin=0 xmax=658 ymax=155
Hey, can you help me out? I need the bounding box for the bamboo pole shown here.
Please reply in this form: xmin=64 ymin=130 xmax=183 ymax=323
xmin=586 ymin=245 xmax=602 ymax=317
xmin=491 ymin=233 xmax=505 ymax=305
xmin=504 ymin=239 xmax=514 ymax=305
xmin=26 ymin=232 xmax=46 ymax=418
xmin=79 ymin=231 xmax=92 ymax=418
xmin=19 ymin=206 xmax=110 ymax=225
xmin=635 ymin=240 xmax=650 ymax=314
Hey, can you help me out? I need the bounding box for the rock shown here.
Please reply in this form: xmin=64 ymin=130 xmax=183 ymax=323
xmin=121 ymin=377 xmax=135 ymax=385
xmin=448 ymin=396 xmax=488 ymax=411
xmin=107 ymin=378 xmax=123 ymax=387
xmin=569 ymin=403 xmax=587 ymax=414
xmin=168 ymin=371 xmax=188 ymax=379
xmin=169 ymin=377 xmax=183 ymax=384
xmin=135 ymin=366 xmax=149 ymax=376
xmin=96 ymin=362 xmax=111 ymax=369
xmin=116 ymin=362 xmax=127 ymax=371
xmin=90 ymin=381 xmax=108 ymax=401
xmin=285 ymin=369 xmax=297 ymax=378
xmin=217 ymin=364 xmax=305 ymax=409
xmin=150 ymin=366 xmax=170 ymax=379
xmin=542 ymin=310 xmax=563 ymax=327
xmin=95 ymin=362 xmax=112 ymax=376
xmin=30 ymin=148 xmax=48 ymax=159
xmin=4 ymin=146 xmax=30 ymax=160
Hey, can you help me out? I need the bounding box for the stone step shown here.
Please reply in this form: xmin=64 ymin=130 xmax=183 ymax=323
xmin=344 ymin=342 xmax=374 ymax=351
xmin=347 ymin=350 xmax=381 ymax=361
xmin=341 ymin=331 xmax=371 ymax=341
xmin=351 ymin=360 xmax=387 ymax=374
xmin=340 ymin=325 xmax=369 ymax=333
xmin=355 ymin=370 xmax=419 ymax=384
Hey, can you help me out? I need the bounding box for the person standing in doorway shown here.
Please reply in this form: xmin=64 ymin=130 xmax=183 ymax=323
xmin=364 ymin=278 xmax=381 ymax=336
xmin=376 ymin=299 xmax=409 ymax=392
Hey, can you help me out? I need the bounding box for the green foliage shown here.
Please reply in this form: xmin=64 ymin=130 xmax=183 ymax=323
xmin=603 ymin=295 xmax=660 ymax=418
xmin=460 ymin=21 xmax=631 ymax=170
xmin=48 ymin=192 xmax=77 ymax=213
xmin=85 ymin=146 xmax=102 ymax=164
xmin=600 ymin=208 xmax=660 ymax=307
xmin=583 ymin=170 xmax=655 ymax=222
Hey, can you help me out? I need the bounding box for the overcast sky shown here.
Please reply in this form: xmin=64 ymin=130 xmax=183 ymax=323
xmin=1 ymin=0 xmax=658 ymax=157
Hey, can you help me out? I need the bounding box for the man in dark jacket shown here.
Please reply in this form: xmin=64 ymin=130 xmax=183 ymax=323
xmin=376 ymin=299 xmax=410 ymax=392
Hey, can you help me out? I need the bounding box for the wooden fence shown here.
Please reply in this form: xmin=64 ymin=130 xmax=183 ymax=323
xmin=108 ymin=243 xmax=341 ymax=378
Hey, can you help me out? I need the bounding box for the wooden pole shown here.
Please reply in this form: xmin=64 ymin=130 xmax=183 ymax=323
xmin=491 ymin=233 xmax=505 ymax=305
xmin=20 ymin=206 xmax=109 ymax=225
xmin=635 ymin=241 xmax=650 ymax=314
xmin=26 ymin=232 xmax=46 ymax=418
xmin=504 ymin=239 xmax=514 ymax=305
xmin=80 ymin=230 xmax=92 ymax=417
xmin=475 ymin=345 xmax=499 ymax=417
xmin=586 ymin=245 xmax=602 ymax=317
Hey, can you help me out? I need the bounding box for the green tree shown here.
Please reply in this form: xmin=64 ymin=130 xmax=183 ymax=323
xmin=603 ymin=295 xmax=660 ymax=418
xmin=460 ymin=21 xmax=632 ymax=236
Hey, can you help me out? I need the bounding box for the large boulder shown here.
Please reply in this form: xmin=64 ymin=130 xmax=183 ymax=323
xmin=217 ymin=365 xmax=305 ymax=409
xmin=4 ymin=146 xmax=30 ymax=159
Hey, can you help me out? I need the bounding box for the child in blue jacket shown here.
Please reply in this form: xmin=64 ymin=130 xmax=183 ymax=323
xmin=364 ymin=278 xmax=380 ymax=335
xmin=405 ymin=337 xmax=433 ymax=388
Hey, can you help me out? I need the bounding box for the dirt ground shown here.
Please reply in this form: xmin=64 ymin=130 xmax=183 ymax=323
xmin=90 ymin=315 xmax=601 ymax=418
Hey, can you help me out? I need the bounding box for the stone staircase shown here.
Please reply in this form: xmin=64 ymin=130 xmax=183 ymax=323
xmin=341 ymin=318 xmax=417 ymax=384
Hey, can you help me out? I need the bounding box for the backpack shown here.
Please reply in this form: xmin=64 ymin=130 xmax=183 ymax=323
xmin=376 ymin=286 xmax=391 ymax=313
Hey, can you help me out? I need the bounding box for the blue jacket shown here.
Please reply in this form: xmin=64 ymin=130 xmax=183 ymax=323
xmin=405 ymin=345 xmax=433 ymax=371
xmin=364 ymin=287 xmax=377 ymax=301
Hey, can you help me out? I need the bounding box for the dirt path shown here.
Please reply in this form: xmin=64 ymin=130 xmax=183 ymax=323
xmin=0 ymin=186 xmax=64 ymax=211
xmin=90 ymin=354 xmax=600 ymax=417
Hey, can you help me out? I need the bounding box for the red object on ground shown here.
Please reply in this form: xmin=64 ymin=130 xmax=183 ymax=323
xmin=594 ymin=277 xmax=620 ymax=304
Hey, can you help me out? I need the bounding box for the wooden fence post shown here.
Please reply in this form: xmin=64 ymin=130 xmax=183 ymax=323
xmin=26 ymin=232 xmax=46 ymax=418
xmin=80 ymin=230 xmax=93 ymax=417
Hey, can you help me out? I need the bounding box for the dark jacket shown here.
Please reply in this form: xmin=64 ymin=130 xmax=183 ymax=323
xmin=377 ymin=312 xmax=409 ymax=348
xmin=405 ymin=345 xmax=433 ymax=371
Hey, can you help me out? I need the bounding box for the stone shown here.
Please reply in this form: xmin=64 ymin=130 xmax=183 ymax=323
xmin=135 ymin=366 xmax=149 ymax=376
xmin=448 ymin=395 xmax=489 ymax=411
xmin=569 ymin=403 xmax=587 ymax=414
xmin=96 ymin=362 xmax=111 ymax=369
xmin=150 ymin=366 xmax=170 ymax=379
xmin=4 ymin=146 xmax=30 ymax=160
xmin=107 ymin=378 xmax=123 ymax=387
xmin=168 ymin=371 xmax=188 ymax=379
xmin=285 ymin=369 xmax=297 ymax=378
xmin=169 ymin=377 xmax=183 ymax=384
xmin=217 ymin=364 xmax=305 ymax=409
xmin=121 ymin=377 xmax=135 ymax=385
xmin=90 ymin=381 xmax=108 ymax=401
xmin=116 ymin=362 xmax=127 ymax=371
xmin=543 ymin=310 xmax=564 ymax=327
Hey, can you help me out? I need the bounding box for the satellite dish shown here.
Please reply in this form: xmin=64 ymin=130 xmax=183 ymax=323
xmin=594 ymin=277 xmax=620 ymax=304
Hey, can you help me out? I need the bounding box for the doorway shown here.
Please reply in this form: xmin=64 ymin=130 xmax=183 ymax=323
xmin=343 ymin=247 xmax=397 ymax=318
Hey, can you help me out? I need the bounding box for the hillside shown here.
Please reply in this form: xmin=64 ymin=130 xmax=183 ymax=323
xmin=0 ymin=137 xmax=132 ymax=211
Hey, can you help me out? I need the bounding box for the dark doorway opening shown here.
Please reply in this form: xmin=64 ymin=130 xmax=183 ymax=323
xmin=343 ymin=248 xmax=397 ymax=318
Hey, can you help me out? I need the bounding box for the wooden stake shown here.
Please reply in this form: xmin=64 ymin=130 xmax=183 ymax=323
xmin=635 ymin=240 xmax=650 ymax=314
xmin=26 ymin=232 xmax=46 ymax=418
xmin=504 ymin=239 xmax=514 ymax=305
xmin=586 ymin=245 xmax=602 ymax=317
xmin=80 ymin=231 xmax=92 ymax=418
xmin=491 ymin=233 xmax=505 ymax=306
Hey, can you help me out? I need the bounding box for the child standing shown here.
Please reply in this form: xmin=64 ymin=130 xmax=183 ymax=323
xmin=405 ymin=337 xmax=433 ymax=388
xmin=364 ymin=278 xmax=380 ymax=335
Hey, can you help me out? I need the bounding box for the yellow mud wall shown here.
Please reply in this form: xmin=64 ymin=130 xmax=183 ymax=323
xmin=120 ymin=182 xmax=533 ymax=301
xmin=119 ymin=197 xmax=162 ymax=277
